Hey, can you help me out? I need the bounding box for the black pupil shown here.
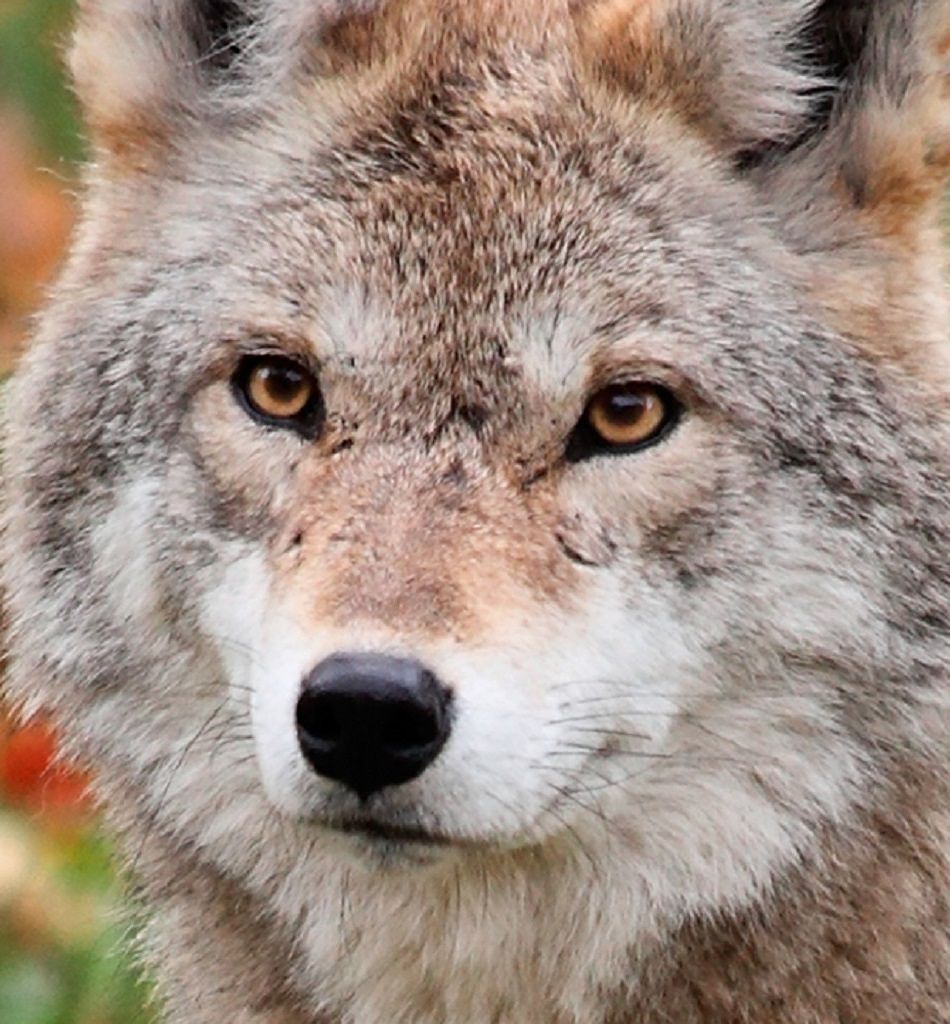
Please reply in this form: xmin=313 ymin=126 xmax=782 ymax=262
xmin=263 ymin=364 xmax=306 ymax=405
xmin=604 ymin=387 xmax=649 ymax=425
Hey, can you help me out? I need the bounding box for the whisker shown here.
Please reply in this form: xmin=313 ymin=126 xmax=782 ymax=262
xmin=563 ymin=726 xmax=653 ymax=742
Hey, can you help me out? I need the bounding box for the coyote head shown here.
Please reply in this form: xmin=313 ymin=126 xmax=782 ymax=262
xmin=4 ymin=0 xmax=949 ymax=1018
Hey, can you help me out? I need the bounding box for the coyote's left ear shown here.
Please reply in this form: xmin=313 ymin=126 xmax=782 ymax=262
xmin=579 ymin=0 xmax=950 ymax=242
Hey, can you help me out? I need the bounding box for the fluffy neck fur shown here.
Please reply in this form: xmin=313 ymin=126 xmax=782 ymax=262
xmin=111 ymin=754 xmax=948 ymax=1024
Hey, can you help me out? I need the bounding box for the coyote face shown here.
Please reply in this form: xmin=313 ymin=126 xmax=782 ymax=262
xmin=4 ymin=1 xmax=948 ymax=1022
xmin=189 ymin=106 xmax=871 ymax=872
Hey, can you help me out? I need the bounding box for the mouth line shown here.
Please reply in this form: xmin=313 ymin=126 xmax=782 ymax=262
xmin=331 ymin=818 xmax=455 ymax=847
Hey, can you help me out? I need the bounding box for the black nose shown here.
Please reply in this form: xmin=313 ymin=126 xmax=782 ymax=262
xmin=296 ymin=653 xmax=453 ymax=800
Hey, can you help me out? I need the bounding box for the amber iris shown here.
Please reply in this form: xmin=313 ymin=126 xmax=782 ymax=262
xmin=242 ymin=357 xmax=316 ymax=421
xmin=586 ymin=382 xmax=672 ymax=449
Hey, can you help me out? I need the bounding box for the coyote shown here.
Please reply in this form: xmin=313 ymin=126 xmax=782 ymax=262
xmin=3 ymin=1 xmax=949 ymax=1022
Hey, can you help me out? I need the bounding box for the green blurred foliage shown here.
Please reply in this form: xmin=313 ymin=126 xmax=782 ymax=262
xmin=0 ymin=0 xmax=84 ymax=165
xmin=0 ymin=811 xmax=156 ymax=1024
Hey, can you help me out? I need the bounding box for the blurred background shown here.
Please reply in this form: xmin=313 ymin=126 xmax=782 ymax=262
xmin=0 ymin=2 xmax=155 ymax=1021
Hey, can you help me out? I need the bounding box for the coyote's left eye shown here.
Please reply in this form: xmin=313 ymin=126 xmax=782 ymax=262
xmin=233 ymin=355 xmax=323 ymax=437
xmin=567 ymin=382 xmax=679 ymax=460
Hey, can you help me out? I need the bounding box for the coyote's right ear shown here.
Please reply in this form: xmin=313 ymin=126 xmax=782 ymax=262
xmin=70 ymin=0 xmax=253 ymax=164
xmin=70 ymin=0 xmax=375 ymax=167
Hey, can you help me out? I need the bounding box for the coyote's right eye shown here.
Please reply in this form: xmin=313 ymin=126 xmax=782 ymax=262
xmin=233 ymin=355 xmax=323 ymax=438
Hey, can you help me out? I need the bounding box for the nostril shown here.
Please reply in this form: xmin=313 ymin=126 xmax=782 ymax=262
xmin=380 ymin=701 xmax=441 ymax=752
xmin=296 ymin=692 xmax=343 ymax=746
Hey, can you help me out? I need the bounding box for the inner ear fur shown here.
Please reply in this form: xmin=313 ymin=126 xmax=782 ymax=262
xmin=194 ymin=0 xmax=256 ymax=71
xmin=579 ymin=0 xmax=950 ymax=236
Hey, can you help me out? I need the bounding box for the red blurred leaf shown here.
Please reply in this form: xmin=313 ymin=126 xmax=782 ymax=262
xmin=0 ymin=718 xmax=89 ymax=814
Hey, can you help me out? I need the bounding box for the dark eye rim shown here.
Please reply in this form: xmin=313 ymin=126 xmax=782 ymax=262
xmin=231 ymin=354 xmax=325 ymax=439
xmin=565 ymin=382 xmax=681 ymax=463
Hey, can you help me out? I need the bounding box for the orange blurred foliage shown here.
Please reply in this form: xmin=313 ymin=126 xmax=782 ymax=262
xmin=1 ymin=98 xmax=80 ymax=810
xmin=0 ymin=108 xmax=75 ymax=375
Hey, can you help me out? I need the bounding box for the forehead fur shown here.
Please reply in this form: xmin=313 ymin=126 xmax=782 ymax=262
xmin=47 ymin=0 xmax=950 ymax=400
xmin=71 ymin=0 xmax=950 ymax=245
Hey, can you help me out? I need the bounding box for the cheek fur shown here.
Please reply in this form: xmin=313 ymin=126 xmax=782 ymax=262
xmin=186 ymin=383 xmax=303 ymax=534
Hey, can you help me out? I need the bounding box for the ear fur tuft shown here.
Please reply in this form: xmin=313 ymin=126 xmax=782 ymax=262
xmin=756 ymin=0 xmax=950 ymax=247
xmin=580 ymin=0 xmax=950 ymax=238
xmin=70 ymin=0 xmax=261 ymax=165
xmin=69 ymin=0 xmax=392 ymax=163
xmin=577 ymin=0 xmax=823 ymax=157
